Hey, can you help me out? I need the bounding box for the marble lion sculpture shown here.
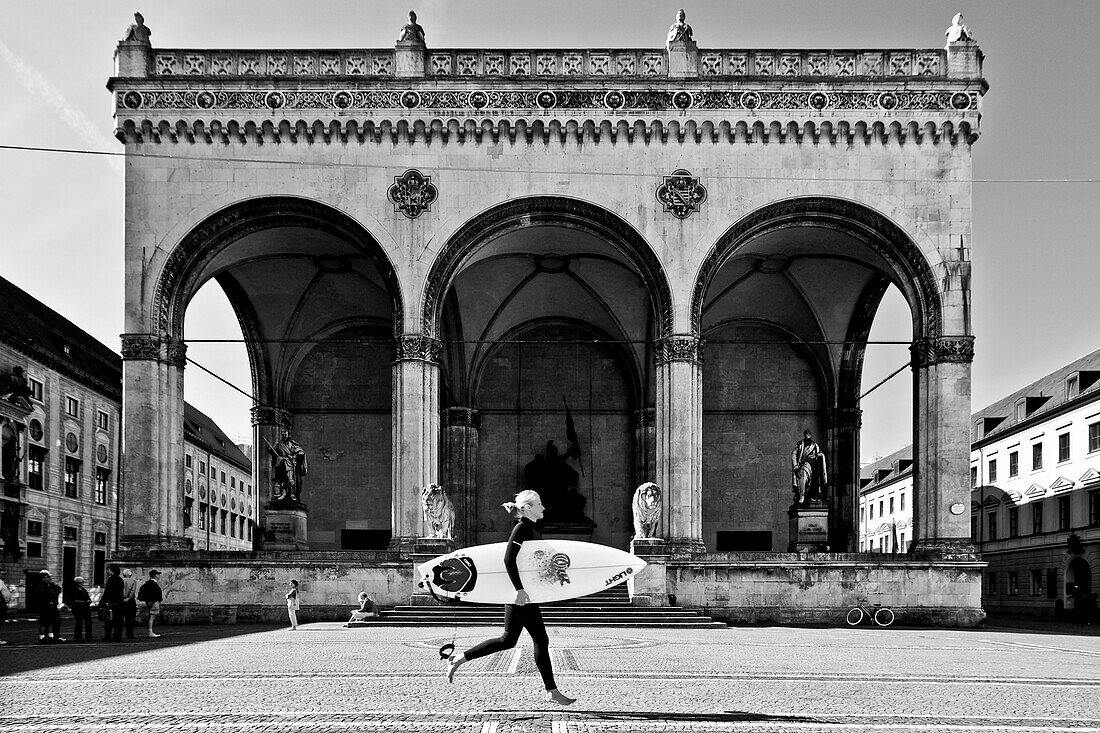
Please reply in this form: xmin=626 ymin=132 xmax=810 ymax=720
xmin=632 ymin=482 xmax=662 ymax=539
xmin=421 ymin=483 xmax=455 ymax=540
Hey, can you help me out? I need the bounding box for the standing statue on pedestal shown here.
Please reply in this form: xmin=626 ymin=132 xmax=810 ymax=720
xmin=266 ymin=430 xmax=308 ymax=506
xmin=631 ymin=482 xmax=663 ymax=539
xmin=0 ymin=366 xmax=34 ymax=409
xmin=421 ymin=484 xmax=456 ymax=540
xmin=790 ymin=429 xmax=827 ymax=505
xmin=397 ymin=10 xmax=425 ymax=43
xmin=666 ymin=8 xmax=693 ymax=48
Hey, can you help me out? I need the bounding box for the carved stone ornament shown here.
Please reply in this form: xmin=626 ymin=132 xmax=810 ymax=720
xmin=120 ymin=334 xmax=162 ymax=361
xmin=387 ymin=169 xmax=438 ymax=219
xmin=632 ymin=482 xmax=663 ymax=539
xmin=654 ymin=335 xmax=704 ymax=366
xmin=165 ymin=338 xmax=188 ymax=367
xmin=250 ymin=405 xmax=293 ymax=427
xmin=910 ymin=336 xmax=975 ymax=367
xmin=656 ymin=169 xmax=707 ymax=219
xmin=396 ymin=334 xmax=443 ymax=363
xmin=446 ymin=407 xmax=480 ymax=429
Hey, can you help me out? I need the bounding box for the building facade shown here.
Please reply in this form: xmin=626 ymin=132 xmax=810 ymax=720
xmin=0 ymin=275 xmax=252 ymax=606
xmin=860 ymin=348 xmax=1100 ymax=619
xmin=106 ymin=11 xmax=988 ymax=623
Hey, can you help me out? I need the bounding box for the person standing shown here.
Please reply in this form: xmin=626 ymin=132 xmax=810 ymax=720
xmin=68 ymin=576 xmax=92 ymax=642
xmin=121 ymin=569 xmax=139 ymax=638
xmin=444 ymin=490 xmax=575 ymax=705
xmin=0 ymin=574 xmax=12 ymax=645
xmin=100 ymin=564 xmax=124 ymax=642
xmin=34 ymin=570 xmax=64 ymax=644
xmin=286 ymin=579 xmax=300 ymax=630
xmin=137 ymin=569 xmax=163 ymax=638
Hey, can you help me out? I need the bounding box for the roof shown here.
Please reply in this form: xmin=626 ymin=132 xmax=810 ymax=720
xmin=971 ymin=347 xmax=1100 ymax=443
xmin=0 ymin=274 xmax=122 ymax=399
xmin=859 ymin=445 xmax=914 ymax=493
xmin=184 ymin=403 xmax=251 ymax=472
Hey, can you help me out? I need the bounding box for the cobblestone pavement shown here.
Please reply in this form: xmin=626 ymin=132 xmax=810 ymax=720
xmin=1 ymin=619 xmax=1098 ymax=732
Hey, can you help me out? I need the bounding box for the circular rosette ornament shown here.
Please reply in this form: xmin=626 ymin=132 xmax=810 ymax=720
xmin=468 ymin=90 xmax=488 ymax=109
xmin=950 ymin=92 xmax=972 ymax=110
xmin=604 ymin=90 xmax=625 ymax=110
xmin=265 ymin=91 xmax=285 ymax=109
xmin=739 ymin=91 xmax=762 ymax=110
xmin=332 ymin=90 xmax=352 ymax=109
xmin=122 ymin=91 xmax=143 ymax=109
xmin=196 ymin=91 xmax=216 ymax=109
xmin=536 ymin=90 xmax=557 ymax=109
xmin=877 ymin=91 xmax=899 ymax=111
xmin=672 ymin=90 xmax=693 ymax=110
xmin=401 ymin=90 xmax=421 ymax=109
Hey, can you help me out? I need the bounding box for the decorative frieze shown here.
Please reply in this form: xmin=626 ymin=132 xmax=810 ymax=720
xmin=654 ymin=335 xmax=704 ymax=366
xmin=250 ymin=405 xmax=293 ymax=427
xmin=445 ymin=407 xmax=480 ymax=429
xmin=395 ymin=335 xmax=443 ymax=364
xmin=120 ymin=334 xmax=163 ymax=361
xmin=911 ymin=336 xmax=975 ymax=367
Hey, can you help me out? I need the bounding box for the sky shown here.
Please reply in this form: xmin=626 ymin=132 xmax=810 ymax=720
xmin=2 ymin=1 xmax=1098 ymax=463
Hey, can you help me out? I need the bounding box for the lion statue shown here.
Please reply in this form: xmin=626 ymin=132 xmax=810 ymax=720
xmin=632 ymin=482 xmax=663 ymax=539
xmin=421 ymin=483 xmax=455 ymax=540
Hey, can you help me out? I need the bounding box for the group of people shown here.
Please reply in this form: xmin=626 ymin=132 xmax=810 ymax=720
xmin=7 ymin=565 xmax=164 ymax=644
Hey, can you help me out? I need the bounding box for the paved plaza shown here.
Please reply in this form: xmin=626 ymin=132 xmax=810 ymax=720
xmin=1 ymin=618 xmax=1099 ymax=732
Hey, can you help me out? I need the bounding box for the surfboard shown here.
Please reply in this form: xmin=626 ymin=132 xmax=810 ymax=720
xmin=417 ymin=540 xmax=647 ymax=605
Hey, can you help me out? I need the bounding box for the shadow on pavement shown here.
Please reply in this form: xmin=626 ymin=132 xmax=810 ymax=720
xmin=488 ymin=710 xmax=820 ymax=724
xmin=0 ymin=620 xmax=287 ymax=677
xmin=978 ymin=615 xmax=1100 ymax=637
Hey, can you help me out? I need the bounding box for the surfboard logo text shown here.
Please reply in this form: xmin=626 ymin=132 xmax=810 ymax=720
xmin=604 ymin=567 xmax=634 ymax=586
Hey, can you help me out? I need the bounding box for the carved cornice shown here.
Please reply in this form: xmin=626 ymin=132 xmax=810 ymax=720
xmin=165 ymin=339 xmax=188 ymax=367
xmin=395 ymin=335 xmax=443 ymax=364
xmin=120 ymin=334 xmax=187 ymax=367
xmin=250 ymin=405 xmax=293 ymax=427
xmin=654 ymin=335 xmax=704 ymax=366
xmin=911 ymin=335 xmax=975 ymax=367
xmin=691 ymin=197 xmax=943 ymax=341
xmin=421 ymin=196 xmax=673 ymax=340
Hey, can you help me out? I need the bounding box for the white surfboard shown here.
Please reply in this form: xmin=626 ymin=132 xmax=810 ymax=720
xmin=417 ymin=540 xmax=647 ymax=605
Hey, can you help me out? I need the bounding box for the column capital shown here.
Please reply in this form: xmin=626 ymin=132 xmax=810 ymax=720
xmin=250 ymin=405 xmax=293 ymax=427
xmin=654 ymin=334 xmax=704 ymax=366
xmin=395 ymin=334 xmax=443 ymax=364
xmin=633 ymin=407 xmax=656 ymax=429
xmin=445 ymin=406 xmax=480 ymax=429
xmin=120 ymin=333 xmax=187 ymax=367
xmin=911 ymin=335 xmax=975 ymax=367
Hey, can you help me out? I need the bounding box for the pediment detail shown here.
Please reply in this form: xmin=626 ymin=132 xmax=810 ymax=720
xmin=1079 ymin=468 xmax=1100 ymax=485
xmin=1049 ymin=476 xmax=1075 ymax=493
xmin=1025 ymin=483 xmax=1047 ymax=498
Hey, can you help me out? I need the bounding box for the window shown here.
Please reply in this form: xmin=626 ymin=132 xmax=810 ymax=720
xmin=1032 ymin=502 xmax=1044 ymax=534
xmin=1067 ymin=375 xmax=1079 ymax=399
xmin=971 ymin=466 xmax=978 ymax=487
xmin=1090 ymin=422 xmax=1100 ymax=454
xmin=65 ymin=395 xmax=79 ymax=417
xmin=199 ymin=461 xmax=206 ymax=475
xmin=229 ymin=514 xmax=236 ymax=538
xmin=869 ymin=504 xmax=874 ymax=519
xmin=198 ymin=502 xmax=207 ymax=530
xmin=230 ymin=476 xmax=236 ymax=489
xmin=63 ymin=526 xmax=78 ymax=542
xmin=899 ymin=532 xmax=906 ymax=552
xmin=27 ymin=519 xmax=43 ymax=537
xmin=1031 ymin=569 xmax=1045 ymax=595
xmin=879 ymin=537 xmax=885 ymax=552
xmin=1032 ymin=443 xmax=1043 ymax=470
xmin=247 ymin=484 xmax=252 ymax=496
xmin=889 ymin=497 xmax=895 ymax=514
xmin=247 ymin=521 xmax=252 ymax=542
xmin=1009 ymin=507 xmax=1019 ymax=537
xmin=210 ymin=465 xmax=216 ymax=477
xmin=64 ymin=457 xmax=81 ymax=498
xmin=1015 ymin=399 xmax=1026 ymax=423
xmin=1058 ymin=433 xmax=1070 ymax=463
xmin=29 ymin=377 xmax=43 ymax=401
xmin=220 ymin=510 xmax=228 ymax=534
xmin=1009 ymin=451 xmax=1019 ymax=477
xmin=971 ymin=515 xmax=978 ymax=539
xmin=27 ymin=542 xmax=41 ymax=558
xmin=27 ymin=445 xmax=46 ymax=490
xmin=985 ymin=572 xmax=997 ymax=595
xmin=220 ymin=471 xmax=226 ymax=484
xmin=878 ymin=500 xmax=884 ymax=516
xmin=1090 ymin=490 xmax=1100 ymax=527
xmin=1008 ymin=571 xmax=1019 ymax=595
xmin=94 ymin=531 xmax=106 ymax=545
xmin=860 ymin=507 xmax=865 ymax=522
xmin=185 ymin=454 xmax=192 ymax=469
xmin=900 ymin=493 xmax=905 ymax=511
xmin=1058 ymin=496 xmax=1071 ymax=530
xmin=988 ymin=459 xmax=997 ymax=483
xmin=94 ymin=468 xmax=110 ymax=505
xmin=96 ymin=409 xmax=109 ymax=430
xmin=987 ymin=512 xmax=998 ymax=541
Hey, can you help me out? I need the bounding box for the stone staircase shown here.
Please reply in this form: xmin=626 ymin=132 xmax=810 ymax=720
xmin=368 ymin=583 xmax=725 ymax=628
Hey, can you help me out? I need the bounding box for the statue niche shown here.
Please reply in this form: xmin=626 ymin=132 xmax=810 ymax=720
xmin=523 ymin=440 xmax=594 ymax=532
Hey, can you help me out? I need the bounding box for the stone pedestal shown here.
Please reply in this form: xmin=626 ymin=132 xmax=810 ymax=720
xmin=667 ymin=39 xmax=700 ymax=78
xmin=629 ymin=537 xmax=669 ymax=606
xmin=414 ymin=537 xmax=456 ymax=555
xmin=395 ymin=40 xmax=426 ymax=77
xmin=263 ymin=504 xmax=309 ymax=550
xmin=788 ymin=502 xmax=829 ymax=552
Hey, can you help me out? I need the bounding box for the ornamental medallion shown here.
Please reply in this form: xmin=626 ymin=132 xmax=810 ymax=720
xmin=387 ymin=169 xmax=438 ymax=219
xmin=656 ymin=169 xmax=707 ymax=219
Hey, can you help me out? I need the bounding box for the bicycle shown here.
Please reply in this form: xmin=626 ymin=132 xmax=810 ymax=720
xmin=845 ymin=597 xmax=895 ymax=627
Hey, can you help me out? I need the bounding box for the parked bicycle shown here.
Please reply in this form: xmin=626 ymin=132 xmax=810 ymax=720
xmin=845 ymin=597 xmax=895 ymax=627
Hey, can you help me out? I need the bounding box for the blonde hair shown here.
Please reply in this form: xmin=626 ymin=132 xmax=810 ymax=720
xmin=502 ymin=489 xmax=541 ymax=519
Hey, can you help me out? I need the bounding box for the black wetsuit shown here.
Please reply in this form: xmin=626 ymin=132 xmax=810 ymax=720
xmin=461 ymin=518 xmax=557 ymax=691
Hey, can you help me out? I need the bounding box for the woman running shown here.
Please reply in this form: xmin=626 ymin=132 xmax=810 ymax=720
xmin=445 ymin=490 xmax=575 ymax=705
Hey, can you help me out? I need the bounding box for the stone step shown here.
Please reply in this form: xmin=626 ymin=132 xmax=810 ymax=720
xmin=389 ymin=606 xmax=698 ymax=615
xmin=363 ymin=618 xmax=726 ymax=628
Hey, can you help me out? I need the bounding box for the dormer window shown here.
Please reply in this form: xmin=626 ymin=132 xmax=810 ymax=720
xmin=1066 ymin=375 xmax=1079 ymax=400
xmin=1015 ymin=399 xmax=1026 ymax=423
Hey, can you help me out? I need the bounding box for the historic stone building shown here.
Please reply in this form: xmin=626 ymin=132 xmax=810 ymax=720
xmin=182 ymin=405 xmax=254 ymax=552
xmin=108 ymin=11 xmax=987 ymax=623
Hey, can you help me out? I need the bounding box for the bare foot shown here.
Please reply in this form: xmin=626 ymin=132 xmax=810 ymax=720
xmin=446 ymin=653 xmax=465 ymax=683
xmin=544 ymin=689 xmax=576 ymax=705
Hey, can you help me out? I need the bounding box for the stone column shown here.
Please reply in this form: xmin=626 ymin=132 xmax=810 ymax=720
xmin=633 ymin=407 xmax=656 ymax=486
xmin=444 ymin=407 xmax=479 ymax=546
xmin=829 ymin=407 xmax=862 ymax=552
xmin=654 ymin=335 xmax=705 ymax=556
xmin=250 ymin=405 xmax=292 ymax=550
xmin=391 ymin=335 xmax=442 ymax=551
xmin=120 ymin=334 xmax=190 ymax=550
xmin=910 ymin=336 xmax=977 ymax=558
